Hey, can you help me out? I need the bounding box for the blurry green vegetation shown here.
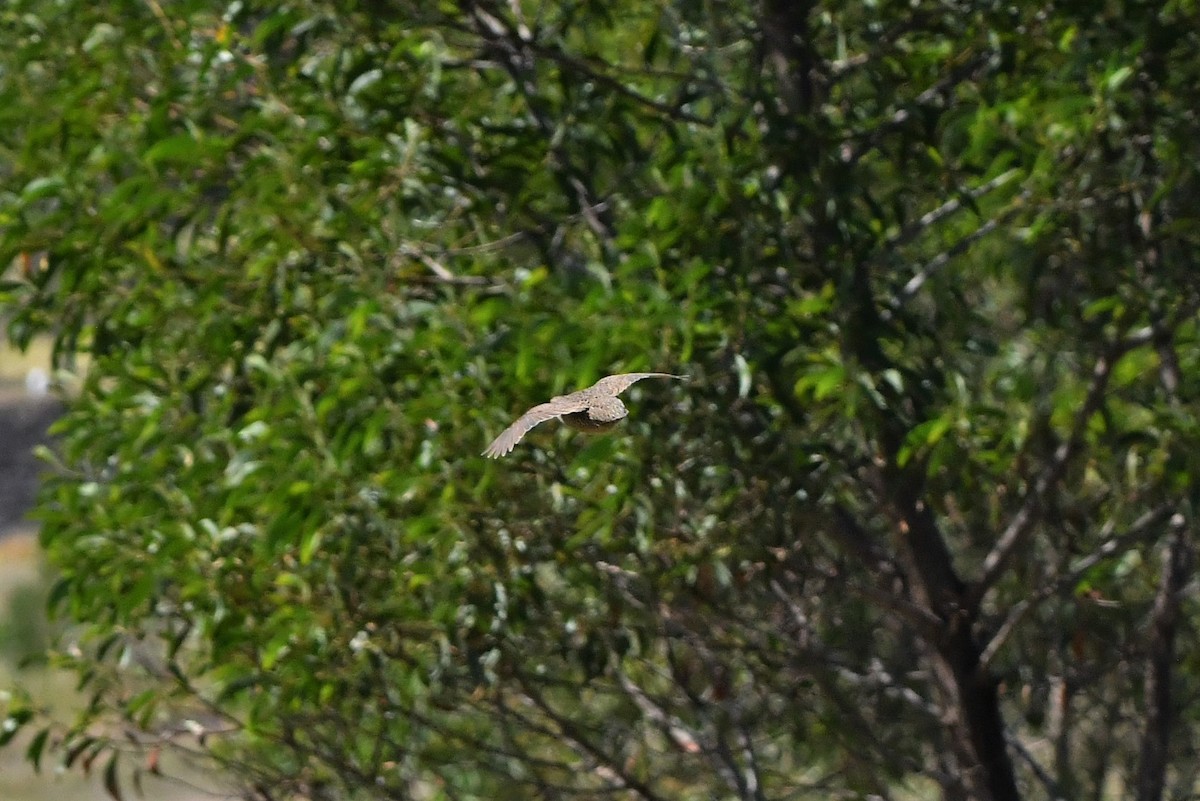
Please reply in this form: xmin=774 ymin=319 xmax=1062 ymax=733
xmin=2 ymin=1 xmax=1200 ymax=800
xmin=0 ymin=582 xmax=50 ymax=666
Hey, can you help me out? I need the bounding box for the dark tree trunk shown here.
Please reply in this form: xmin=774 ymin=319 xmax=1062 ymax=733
xmin=1135 ymin=520 xmax=1192 ymax=801
xmin=895 ymin=494 xmax=1023 ymax=801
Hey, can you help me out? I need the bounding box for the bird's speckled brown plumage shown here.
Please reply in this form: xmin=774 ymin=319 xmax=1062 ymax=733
xmin=482 ymin=372 xmax=684 ymax=458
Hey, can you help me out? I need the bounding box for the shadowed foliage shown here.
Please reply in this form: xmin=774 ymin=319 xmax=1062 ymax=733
xmin=2 ymin=1 xmax=1200 ymax=799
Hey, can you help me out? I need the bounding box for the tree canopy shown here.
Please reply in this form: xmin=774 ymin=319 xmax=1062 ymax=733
xmin=2 ymin=1 xmax=1200 ymax=799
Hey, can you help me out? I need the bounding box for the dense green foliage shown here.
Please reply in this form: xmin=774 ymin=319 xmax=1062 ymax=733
xmin=2 ymin=0 xmax=1200 ymax=799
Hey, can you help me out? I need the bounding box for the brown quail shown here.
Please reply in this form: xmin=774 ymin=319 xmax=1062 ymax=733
xmin=482 ymin=372 xmax=684 ymax=458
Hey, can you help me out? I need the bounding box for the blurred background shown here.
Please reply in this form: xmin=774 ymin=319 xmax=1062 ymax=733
xmin=0 ymin=333 xmax=68 ymax=799
xmin=0 ymin=339 xmax=205 ymax=800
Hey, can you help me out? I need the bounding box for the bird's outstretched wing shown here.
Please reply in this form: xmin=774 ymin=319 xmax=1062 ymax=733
xmin=589 ymin=372 xmax=685 ymax=397
xmin=482 ymin=398 xmax=588 ymax=458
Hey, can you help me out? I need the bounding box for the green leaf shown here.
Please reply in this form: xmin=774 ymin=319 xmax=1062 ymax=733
xmin=25 ymin=727 xmax=50 ymax=772
xmin=143 ymin=134 xmax=202 ymax=166
xmin=20 ymin=175 xmax=65 ymax=202
xmin=103 ymin=753 xmax=123 ymax=801
xmin=794 ymin=363 xmax=846 ymax=402
xmin=261 ymin=632 xmax=292 ymax=670
xmin=63 ymin=736 xmax=96 ymax=769
xmin=1105 ymin=65 xmax=1134 ymax=92
xmin=897 ymin=417 xmax=953 ymax=467
xmin=0 ymin=708 xmax=33 ymax=746
xmin=299 ymin=528 xmax=323 ymax=564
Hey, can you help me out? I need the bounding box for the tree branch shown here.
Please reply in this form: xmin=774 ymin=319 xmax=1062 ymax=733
xmin=512 ymin=678 xmax=668 ymax=801
xmin=898 ymin=197 xmax=1026 ymax=301
xmin=464 ymin=2 xmax=708 ymax=124
xmin=889 ymin=168 xmax=1021 ymax=253
xmin=968 ymin=327 xmax=1156 ymax=612
xmin=978 ymin=503 xmax=1175 ymax=670
xmin=1008 ymin=729 xmax=1068 ymax=801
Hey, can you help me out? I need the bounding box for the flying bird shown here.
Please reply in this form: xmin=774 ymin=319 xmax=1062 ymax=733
xmin=482 ymin=372 xmax=685 ymax=458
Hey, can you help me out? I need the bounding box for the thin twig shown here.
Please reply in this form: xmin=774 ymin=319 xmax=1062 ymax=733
xmin=395 ymin=245 xmax=496 ymax=286
xmin=978 ymin=503 xmax=1173 ymax=670
xmin=899 ymin=193 xmax=1029 ymax=300
xmin=614 ymin=670 xmax=704 ymax=756
xmin=968 ymin=327 xmax=1157 ymax=612
xmin=1007 ymin=730 xmax=1068 ymax=801
xmin=889 ymin=168 xmax=1021 ymax=252
xmin=466 ymin=4 xmax=708 ymax=125
xmin=515 ymin=678 xmax=667 ymax=801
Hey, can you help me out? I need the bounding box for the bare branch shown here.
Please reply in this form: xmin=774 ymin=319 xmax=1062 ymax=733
xmin=899 ymin=198 xmax=1024 ymax=301
xmin=978 ymin=504 xmax=1175 ymax=670
xmin=514 ymin=678 xmax=668 ymax=801
xmin=968 ymin=327 xmax=1157 ymax=611
xmin=614 ymin=671 xmax=704 ymax=756
xmin=735 ymin=723 xmax=767 ymax=801
xmin=394 ymin=244 xmax=498 ymax=286
xmin=1007 ymin=730 xmax=1068 ymax=801
xmin=889 ymin=168 xmax=1021 ymax=252
xmin=840 ymin=51 xmax=997 ymax=165
xmin=464 ymin=2 xmax=708 ymax=125
xmin=833 ymin=659 xmax=941 ymax=719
